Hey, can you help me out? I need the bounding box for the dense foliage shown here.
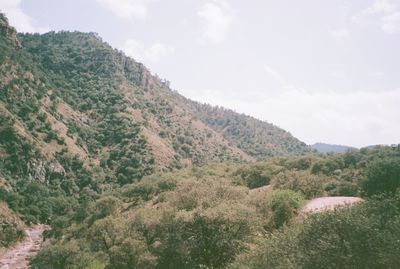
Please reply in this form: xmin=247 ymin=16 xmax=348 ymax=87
xmin=28 ymin=145 xmax=400 ymax=269
xmin=231 ymin=194 xmax=400 ymax=269
xmin=0 ymin=203 xmax=25 ymax=247
xmin=191 ymin=103 xmax=312 ymax=158
xmin=1 ymin=13 xmax=400 ymax=269
xmin=0 ymin=12 xmax=311 ymax=248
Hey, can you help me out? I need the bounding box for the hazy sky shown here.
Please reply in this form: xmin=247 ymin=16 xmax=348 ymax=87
xmin=1 ymin=0 xmax=400 ymax=147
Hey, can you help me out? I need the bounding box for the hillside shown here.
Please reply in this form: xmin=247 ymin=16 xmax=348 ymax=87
xmin=0 ymin=12 xmax=310 ymax=244
xmin=0 ymin=203 xmax=25 ymax=248
xmin=2 ymin=10 xmax=400 ymax=269
xmin=0 ymin=13 xmax=310 ymax=185
xmin=190 ymin=102 xmax=310 ymax=158
xmin=312 ymin=143 xmax=356 ymax=154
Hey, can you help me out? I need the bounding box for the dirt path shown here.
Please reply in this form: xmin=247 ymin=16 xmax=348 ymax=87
xmin=0 ymin=225 xmax=47 ymax=269
xmin=301 ymin=196 xmax=363 ymax=213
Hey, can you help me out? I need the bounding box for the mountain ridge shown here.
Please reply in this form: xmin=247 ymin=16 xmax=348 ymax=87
xmin=312 ymin=142 xmax=356 ymax=154
xmin=0 ymin=13 xmax=311 ymax=189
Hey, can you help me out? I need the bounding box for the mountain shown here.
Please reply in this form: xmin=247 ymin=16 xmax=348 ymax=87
xmin=312 ymin=143 xmax=356 ymax=154
xmin=0 ymin=12 xmax=312 ymax=229
xmin=2 ymin=13 xmax=400 ymax=269
xmin=190 ymin=102 xmax=310 ymax=158
xmin=0 ymin=13 xmax=311 ymax=186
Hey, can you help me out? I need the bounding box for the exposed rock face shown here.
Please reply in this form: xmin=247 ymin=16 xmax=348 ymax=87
xmin=27 ymin=159 xmax=47 ymax=183
xmin=27 ymin=160 xmax=66 ymax=184
xmin=48 ymin=161 xmax=66 ymax=179
xmin=0 ymin=13 xmax=21 ymax=48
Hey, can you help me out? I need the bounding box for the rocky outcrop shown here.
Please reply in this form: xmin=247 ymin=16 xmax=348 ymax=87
xmin=48 ymin=161 xmax=66 ymax=180
xmin=0 ymin=13 xmax=21 ymax=48
xmin=27 ymin=159 xmax=47 ymax=183
xmin=27 ymin=159 xmax=66 ymax=184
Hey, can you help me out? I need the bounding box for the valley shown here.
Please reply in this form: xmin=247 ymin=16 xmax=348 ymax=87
xmin=1 ymin=11 xmax=400 ymax=269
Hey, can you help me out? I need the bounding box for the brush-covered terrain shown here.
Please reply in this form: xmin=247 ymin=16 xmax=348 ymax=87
xmin=29 ymin=145 xmax=400 ymax=269
xmin=1 ymin=13 xmax=400 ymax=269
xmin=0 ymin=11 xmax=308 ymax=248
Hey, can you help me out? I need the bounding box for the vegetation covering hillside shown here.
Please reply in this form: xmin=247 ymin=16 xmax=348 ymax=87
xmin=1 ymin=13 xmax=400 ymax=269
xmin=0 ymin=203 xmax=25 ymax=248
xmin=190 ymin=102 xmax=310 ymax=158
xmin=29 ymin=145 xmax=400 ymax=269
xmin=0 ymin=12 xmax=310 ymax=247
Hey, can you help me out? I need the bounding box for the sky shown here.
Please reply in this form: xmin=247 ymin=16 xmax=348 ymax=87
xmin=1 ymin=0 xmax=400 ymax=148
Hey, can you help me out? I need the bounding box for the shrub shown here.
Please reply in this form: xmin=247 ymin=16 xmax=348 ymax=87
xmin=0 ymin=224 xmax=25 ymax=247
xmin=106 ymin=238 xmax=156 ymax=269
xmin=362 ymin=157 xmax=400 ymax=197
xmin=30 ymin=241 xmax=103 ymax=269
xmin=271 ymin=170 xmax=325 ymax=199
xmin=297 ymin=200 xmax=400 ymax=269
xmin=87 ymin=196 xmax=121 ymax=225
xmin=267 ymin=190 xmax=304 ymax=229
xmin=234 ymin=164 xmax=274 ymax=189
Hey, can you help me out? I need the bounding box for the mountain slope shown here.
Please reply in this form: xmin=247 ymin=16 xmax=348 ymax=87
xmin=189 ymin=102 xmax=310 ymax=158
xmin=0 ymin=13 xmax=311 ymax=189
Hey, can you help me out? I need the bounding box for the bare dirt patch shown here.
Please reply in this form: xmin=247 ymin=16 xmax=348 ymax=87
xmin=302 ymin=196 xmax=363 ymax=213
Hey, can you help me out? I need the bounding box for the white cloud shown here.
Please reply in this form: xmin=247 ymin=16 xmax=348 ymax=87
xmin=330 ymin=70 xmax=347 ymax=80
xmin=96 ymin=0 xmax=153 ymax=20
xmin=381 ymin=11 xmax=400 ymax=33
xmin=262 ymin=65 xmax=285 ymax=84
xmin=189 ymin=88 xmax=400 ymax=148
xmin=122 ymin=39 xmax=174 ymax=64
xmin=363 ymin=0 xmax=397 ymax=14
xmin=331 ymin=28 xmax=350 ymax=42
xmin=370 ymin=71 xmax=385 ymax=79
xmin=198 ymin=0 xmax=234 ymax=44
xmin=352 ymin=0 xmax=400 ymax=34
xmin=0 ymin=0 xmax=49 ymax=33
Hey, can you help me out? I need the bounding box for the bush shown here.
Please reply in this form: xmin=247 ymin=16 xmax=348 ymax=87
xmin=229 ymin=228 xmax=300 ymax=269
xmin=325 ymin=180 xmax=359 ymax=196
xmin=271 ymin=170 xmax=325 ymax=199
xmin=122 ymin=176 xmax=176 ymax=203
xmin=297 ymin=200 xmax=400 ymax=269
xmin=106 ymin=238 xmax=156 ymax=269
xmin=43 ymin=130 xmax=59 ymax=143
xmin=362 ymin=157 xmax=400 ymax=197
xmin=30 ymin=241 xmax=103 ymax=269
xmin=230 ymin=196 xmax=400 ymax=269
xmin=130 ymin=178 xmax=255 ymax=269
xmin=87 ymin=196 xmax=121 ymax=225
xmin=267 ymin=190 xmax=304 ymax=229
xmin=0 ymin=224 xmax=25 ymax=247
xmin=234 ymin=164 xmax=274 ymax=189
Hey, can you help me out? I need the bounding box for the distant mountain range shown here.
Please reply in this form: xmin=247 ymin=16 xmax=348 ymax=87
xmin=311 ymin=143 xmax=357 ymax=154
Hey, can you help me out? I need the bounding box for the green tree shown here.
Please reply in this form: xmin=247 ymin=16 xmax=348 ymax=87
xmin=30 ymin=241 xmax=102 ymax=269
xmin=362 ymin=157 xmax=400 ymax=196
xmin=268 ymin=190 xmax=304 ymax=229
xmin=106 ymin=238 xmax=155 ymax=269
